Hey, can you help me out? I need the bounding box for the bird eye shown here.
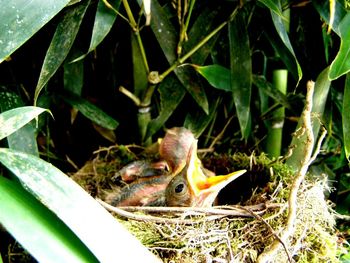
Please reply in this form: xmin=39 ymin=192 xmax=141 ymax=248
xmin=174 ymin=183 xmax=185 ymax=193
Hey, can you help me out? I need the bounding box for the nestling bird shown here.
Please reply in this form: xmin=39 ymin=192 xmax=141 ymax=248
xmin=106 ymin=127 xmax=197 ymax=206
xmin=106 ymin=127 xmax=246 ymax=207
xmin=165 ymin=139 xmax=246 ymax=207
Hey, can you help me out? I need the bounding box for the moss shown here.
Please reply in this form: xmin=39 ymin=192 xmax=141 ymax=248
xmin=72 ymin=147 xmax=345 ymax=262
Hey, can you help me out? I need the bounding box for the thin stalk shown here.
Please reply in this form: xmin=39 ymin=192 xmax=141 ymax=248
xmin=122 ymin=0 xmax=150 ymax=72
xmin=136 ymin=32 xmax=150 ymax=73
xmin=157 ymin=7 xmax=239 ymax=82
xmin=122 ymin=0 xmax=137 ymax=28
xmin=102 ymin=0 xmax=129 ymax=24
xmin=184 ymin=0 xmax=196 ymax=31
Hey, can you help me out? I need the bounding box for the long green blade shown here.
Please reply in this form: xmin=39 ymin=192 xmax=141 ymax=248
xmin=270 ymin=0 xmax=302 ymax=83
xmin=0 ymin=0 xmax=71 ymax=63
xmin=34 ymin=1 xmax=90 ymax=104
xmin=62 ymin=92 xmax=119 ymax=130
xmin=0 ymin=148 xmax=160 ymax=262
xmin=343 ymin=73 xmax=350 ymax=161
xmin=229 ymin=12 xmax=252 ymax=140
xmin=0 ymin=176 xmax=97 ymax=263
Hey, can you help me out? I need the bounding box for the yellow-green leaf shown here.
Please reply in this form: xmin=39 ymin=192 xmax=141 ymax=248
xmin=0 ymin=106 xmax=47 ymax=141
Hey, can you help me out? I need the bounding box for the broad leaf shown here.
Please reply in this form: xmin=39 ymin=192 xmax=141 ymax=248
xmin=193 ymin=65 xmax=231 ymax=92
xmin=89 ymin=0 xmax=121 ymax=52
xmin=0 ymin=148 xmax=161 ymax=262
xmin=61 ymin=92 xmax=119 ymax=130
xmin=286 ymin=67 xmax=331 ymax=171
xmin=146 ymin=76 xmax=186 ymax=139
xmin=329 ymin=13 xmax=350 ymax=80
xmin=229 ymin=12 xmax=252 ymax=140
xmin=270 ymin=0 xmax=302 ymax=83
xmin=0 ymin=0 xmax=71 ymax=63
xmin=0 ymin=106 xmax=47 ymax=141
xmin=73 ymin=0 xmax=121 ymax=61
xmin=0 ymin=176 xmax=97 ymax=262
xmin=34 ymin=1 xmax=90 ymax=104
xmin=0 ymin=92 xmax=39 ymax=155
xmin=343 ymin=73 xmax=350 ymax=161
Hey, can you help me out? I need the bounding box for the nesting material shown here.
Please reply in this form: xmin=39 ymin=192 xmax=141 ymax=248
xmin=71 ymin=146 xmax=345 ymax=262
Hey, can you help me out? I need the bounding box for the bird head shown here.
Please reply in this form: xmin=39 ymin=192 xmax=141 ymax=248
xmin=159 ymin=127 xmax=196 ymax=175
xmin=165 ymin=140 xmax=246 ymax=207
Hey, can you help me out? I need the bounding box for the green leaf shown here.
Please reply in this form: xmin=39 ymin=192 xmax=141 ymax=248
xmin=286 ymin=67 xmax=331 ymax=171
xmin=0 ymin=0 xmax=71 ymax=63
xmin=343 ymin=73 xmax=350 ymax=161
xmin=193 ymin=65 xmax=231 ymax=92
xmin=0 ymin=176 xmax=98 ymax=263
xmin=0 ymin=92 xmax=39 ymax=155
xmin=228 ymin=12 xmax=252 ymax=140
xmin=0 ymin=106 xmax=47 ymax=141
xmin=0 ymin=148 xmax=161 ymax=262
xmin=73 ymin=0 xmax=121 ymax=61
xmin=89 ymin=0 xmax=121 ymax=51
xmin=34 ymin=0 xmax=90 ymax=104
xmin=143 ymin=0 xmax=209 ymax=114
xmin=312 ymin=0 xmax=347 ymax=36
xmin=270 ymin=0 xmax=302 ymax=83
xmin=146 ymin=76 xmax=186 ymax=139
xmin=329 ymin=13 xmax=350 ymax=80
xmin=264 ymin=24 xmax=299 ymax=81
xmin=61 ymin=92 xmax=119 ymax=130
xmin=258 ymin=0 xmax=285 ymax=18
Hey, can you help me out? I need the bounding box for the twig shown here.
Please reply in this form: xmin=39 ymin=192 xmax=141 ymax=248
xmin=203 ymin=116 xmax=234 ymax=158
xmin=257 ymin=81 xmax=327 ymax=262
xmin=308 ymin=126 xmax=327 ymax=165
xmin=98 ymin=199 xmax=196 ymax=224
xmin=240 ymin=207 xmax=292 ymax=263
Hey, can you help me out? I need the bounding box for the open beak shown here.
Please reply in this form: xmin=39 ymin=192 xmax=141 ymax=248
xmin=186 ymin=141 xmax=246 ymax=207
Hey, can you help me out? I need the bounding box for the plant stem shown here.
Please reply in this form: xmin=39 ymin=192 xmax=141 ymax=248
xmin=157 ymin=7 xmax=239 ymax=82
xmin=265 ymin=69 xmax=288 ymax=157
xmin=122 ymin=0 xmax=137 ymax=28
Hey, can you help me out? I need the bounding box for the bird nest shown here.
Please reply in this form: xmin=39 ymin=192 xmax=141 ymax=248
xmin=71 ymin=145 xmax=345 ymax=262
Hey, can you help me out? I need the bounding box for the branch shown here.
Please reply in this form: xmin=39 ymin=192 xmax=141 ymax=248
xmin=257 ymin=81 xmax=325 ymax=262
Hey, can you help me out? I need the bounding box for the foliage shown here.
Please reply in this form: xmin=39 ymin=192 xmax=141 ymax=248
xmin=1 ymin=0 xmax=350 ymax=261
xmin=0 ymin=107 xmax=159 ymax=262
